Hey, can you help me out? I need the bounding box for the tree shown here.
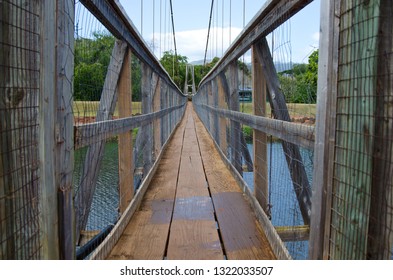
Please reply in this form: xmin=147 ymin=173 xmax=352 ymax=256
xmin=74 ymin=32 xmax=143 ymax=102
xmin=159 ymin=50 xmax=188 ymax=89
xmin=74 ymin=32 xmax=116 ymax=101
xmin=278 ymin=49 xmax=318 ymax=103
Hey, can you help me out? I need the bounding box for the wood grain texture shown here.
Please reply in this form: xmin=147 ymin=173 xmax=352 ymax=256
xmin=166 ymin=106 xmax=223 ymax=260
xmin=107 ymin=103 xmax=187 ymax=260
xmin=194 ymin=107 xmax=276 ymax=260
xmin=118 ymin=49 xmax=133 ymax=214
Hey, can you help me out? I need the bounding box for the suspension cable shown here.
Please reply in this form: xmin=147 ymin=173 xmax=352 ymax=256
xmin=169 ymin=0 xmax=178 ymax=77
xmin=203 ymin=0 xmax=215 ymax=67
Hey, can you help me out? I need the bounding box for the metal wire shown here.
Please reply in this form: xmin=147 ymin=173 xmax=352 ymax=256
xmin=0 ymin=0 xmax=41 ymax=259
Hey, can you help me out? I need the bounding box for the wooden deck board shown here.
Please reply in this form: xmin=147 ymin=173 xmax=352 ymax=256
xmin=107 ymin=103 xmax=276 ymax=260
xmin=166 ymin=111 xmax=224 ymax=260
xmin=193 ymin=108 xmax=276 ymax=260
xmin=106 ymin=106 xmax=187 ymax=260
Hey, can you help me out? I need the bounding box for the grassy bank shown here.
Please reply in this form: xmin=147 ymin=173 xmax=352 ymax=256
xmin=73 ymin=101 xmax=142 ymax=118
xmin=239 ymin=102 xmax=316 ymax=118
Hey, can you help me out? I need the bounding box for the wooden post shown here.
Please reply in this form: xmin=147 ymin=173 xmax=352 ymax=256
xmin=228 ymin=62 xmax=242 ymax=174
xmin=118 ymin=49 xmax=133 ymax=214
xmin=153 ymin=77 xmax=162 ymax=160
xmin=39 ymin=0 xmax=60 ymax=259
xmin=252 ymin=44 xmax=269 ymax=214
xmin=75 ymin=40 xmax=127 ymax=242
xmin=309 ymin=0 xmax=340 ymax=260
xmin=329 ymin=1 xmax=381 ymax=259
xmin=55 ymin=0 xmax=76 ymax=259
xmin=212 ymin=79 xmax=220 ymax=143
xmin=217 ymin=74 xmax=228 ymax=157
xmin=141 ymin=63 xmax=156 ymax=174
xmin=0 ymin=0 xmax=15 ymax=259
xmin=367 ymin=0 xmax=393 ymax=259
xmin=255 ymin=38 xmax=312 ymax=225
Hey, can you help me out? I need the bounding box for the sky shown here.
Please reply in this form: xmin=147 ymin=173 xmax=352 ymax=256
xmin=118 ymin=0 xmax=321 ymax=64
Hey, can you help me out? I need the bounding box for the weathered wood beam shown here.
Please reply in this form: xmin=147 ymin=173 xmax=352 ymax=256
xmin=118 ymin=49 xmax=133 ymax=215
xmin=0 ymin=0 xmax=15 ymax=259
xmin=75 ymin=40 xmax=127 ymax=243
xmin=254 ymin=38 xmax=312 ymax=225
xmin=80 ymin=0 xmax=182 ymax=94
xmin=200 ymin=0 xmax=313 ymax=86
xmin=153 ymin=77 xmax=162 ymax=161
xmin=217 ymin=74 xmax=228 ymax=156
xmin=74 ymin=104 xmax=185 ymax=149
xmin=367 ymin=0 xmax=393 ymax=260
xmin=275 ymin=225 xmax=310 ymax=242
xmin=309 ymin=0 xmax=340 ymax=260
xmin=40 ymin=0 xmax=61 ymax=259
xmin=200 ymin=105 xmax=315 ymax=149
xmin=55 ymin=0 xmax=76 ymax=260
xmin=228 ymin=63 xmax=242 ymax=174
xmin=252 ymin=44 xmax=268 ymax=213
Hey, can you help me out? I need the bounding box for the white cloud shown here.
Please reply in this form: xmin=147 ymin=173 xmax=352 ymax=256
xmin=148 ymin=27 xmax=243 ymax=62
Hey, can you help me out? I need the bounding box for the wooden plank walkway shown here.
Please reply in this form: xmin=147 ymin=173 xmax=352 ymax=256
xmin=107 ymin=103 xmax=276 ymax=260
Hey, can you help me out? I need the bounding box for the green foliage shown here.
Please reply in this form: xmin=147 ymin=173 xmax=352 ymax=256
xmin=74 ymin=32 xmax=115 ymax=101
xmin=160 ymin=50 xmax=188 ymax=89
xmin=278 ymin=50 xmax=318 ymax=103
xmin=74 ymin=31 xmax=142 ymax=102
xmin=194 ymin=57 xmax=220 ymax=87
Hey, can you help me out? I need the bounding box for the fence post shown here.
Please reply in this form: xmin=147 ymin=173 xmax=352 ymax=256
xmin=217 ymin=74 xmax=228 ymax=156
xmin=309 ymin=0 xmax=340 ymax=260
xmin=252 ymin=44 xmax=269 ymax=214
xmin=40 ymin=0 xmax=60 ymax=259
xmin=118 ymin=49 xmax=133 ymax=214
xmin=153 ymin=78 xmax=162 ymax=160
xmin=55 ymin=0 xmax=75 ymax=259
xmin=228 ymin=62 xmax=242 ymax=174
xmin=367 ymin=0 xmax=393 ymax=259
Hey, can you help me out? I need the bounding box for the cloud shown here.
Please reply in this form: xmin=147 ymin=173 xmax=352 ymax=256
xmin=148 ymin=27 xmax=243 ymax=62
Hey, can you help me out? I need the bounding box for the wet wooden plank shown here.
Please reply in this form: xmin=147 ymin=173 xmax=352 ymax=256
xmin=166 ymin=110 xmax=224 ymax=260
xmin=194 ymin=107 xmax=276 ymax=260
xmin=107 ymin=105 xmax=187 ymax=260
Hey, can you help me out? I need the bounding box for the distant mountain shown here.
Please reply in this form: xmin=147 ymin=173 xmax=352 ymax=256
xmin=189 ymin=59 xmax=210 ymax=65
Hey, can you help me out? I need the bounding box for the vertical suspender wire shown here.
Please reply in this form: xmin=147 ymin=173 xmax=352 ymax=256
xmin=241 ymin=0 xmax=246 ymax=113
xmin=216 ymin=0 xmax=218 ymax=58
xmin=153 ymin=0 xmax=155 ymax=54
xmin=229 ymin=0 xmax=231 ymax=45
xmin=169 ymin=0 xmax=178 ymax=80
xmin=141 ymin=0 xmax=143 ymax=36
xmin=160 ymin=0 xmax=162 ymax=57
xmin=203 ymin=0 xmax=215 ymax=67
xmin=222 ymin=0 xmax=224 ymax=57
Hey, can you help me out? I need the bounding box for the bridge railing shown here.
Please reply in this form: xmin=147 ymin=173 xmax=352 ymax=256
xmin=0 ymin=0 xmax=186 ymax=259
xmin=194 ymin=0 xmax=316 ymax=260
xmin=194 ymin=0 xmax=393 ymax=260
xmin=72 ymin=0 xmax=187 ymax=259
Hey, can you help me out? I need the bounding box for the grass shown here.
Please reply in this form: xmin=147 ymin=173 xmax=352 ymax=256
xmin=239 ymin=102 xmax=316 ymax=118
xmin=73 ymin=101 xmax=142 ymax=118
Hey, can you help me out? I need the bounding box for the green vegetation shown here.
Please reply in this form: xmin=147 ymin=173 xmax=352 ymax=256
xmin=278 ymin=50 xmax=318 ymax=103
xmin=73 ymin=101 xmax=142 ymax=118
xmin=74 ymin=32 xmax=142 ymax=102
xmin=239 ymin=103 xmax=316 ymax=118
xmin=159 ymin=51 xmax=221 ymax=90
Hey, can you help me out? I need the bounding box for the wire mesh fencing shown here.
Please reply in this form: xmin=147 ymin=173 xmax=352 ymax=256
xmin=0 ymin=0 xmax=42 ymax=260
xmin=73 ymin=0 xmax=186 ymax=259
xmin=193 ymin=0 xmax=317 ymax=260
xmin=327 ymin=0 xmax=393 ymax=260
